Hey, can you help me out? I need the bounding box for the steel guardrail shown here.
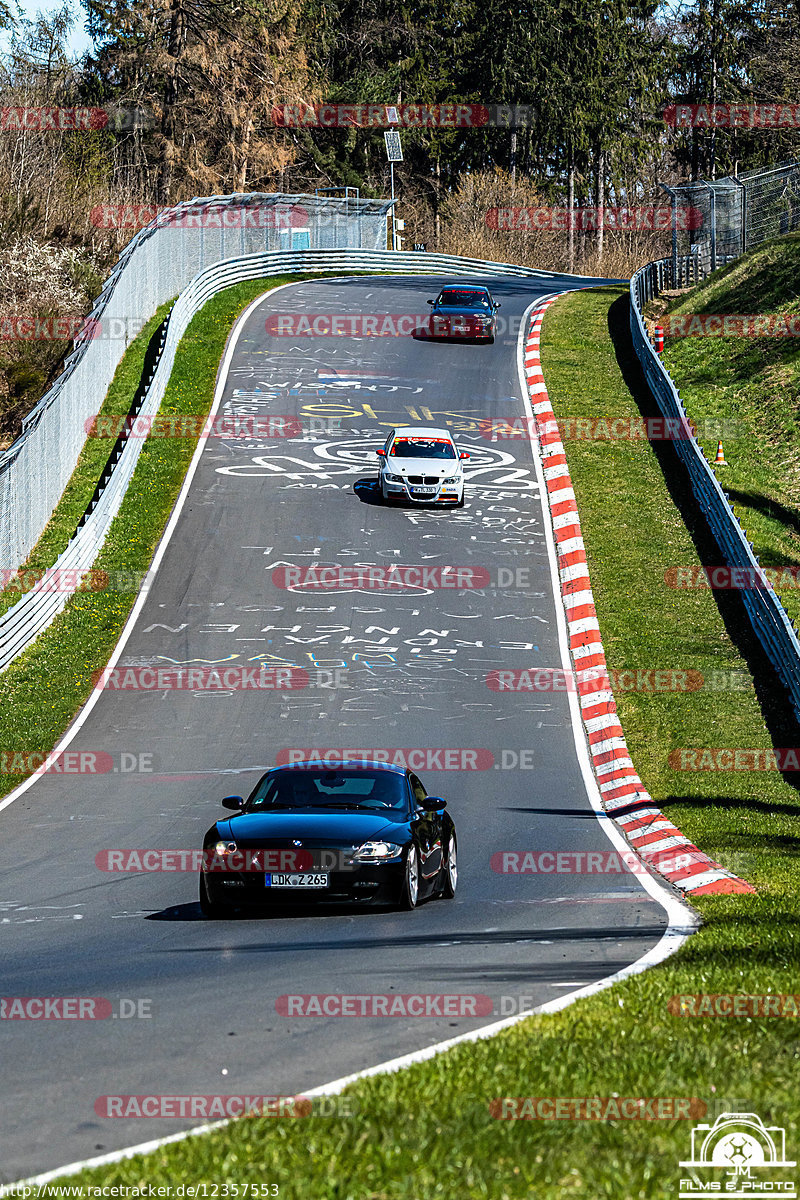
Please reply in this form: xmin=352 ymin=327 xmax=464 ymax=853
xmin=630 ymin=257 xmax=800 ymax=719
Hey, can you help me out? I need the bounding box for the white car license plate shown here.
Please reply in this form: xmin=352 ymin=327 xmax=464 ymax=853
xmin=412 ymin=486 xmax=437 ymax=495
xmin=266 ymin=872 xmax=329 ymax=888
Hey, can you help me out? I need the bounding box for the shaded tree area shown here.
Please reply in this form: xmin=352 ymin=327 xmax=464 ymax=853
xmin=3 ymin=0 xmax=800 ymax=249
xmin=3 ymin=0 xmax=800 ymax=444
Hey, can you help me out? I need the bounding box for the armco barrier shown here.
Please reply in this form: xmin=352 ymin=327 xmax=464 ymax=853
xmin=630 ymin=257 xmax=800 ymax=722
xmin=0 ymin=245 xmax=574 ymax=673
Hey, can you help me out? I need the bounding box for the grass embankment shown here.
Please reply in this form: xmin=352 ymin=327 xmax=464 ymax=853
xmin=655 ymin=233 xmax=800 ymax=624
xmin=31 ymin=287 xmax=800 ymax=1198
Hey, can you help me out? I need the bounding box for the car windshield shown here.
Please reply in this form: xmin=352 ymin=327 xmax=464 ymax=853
xmin=246 ymin=769 xmax=409 ymax=812
xmin=437 ymin=289 xmax=491 ymax=310
xmin=391 ymin=438 xmax=456 ymax=459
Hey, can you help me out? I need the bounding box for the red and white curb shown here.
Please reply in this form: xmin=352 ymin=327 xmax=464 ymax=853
xmin=523 ymin=295 xmax=754 ymax=897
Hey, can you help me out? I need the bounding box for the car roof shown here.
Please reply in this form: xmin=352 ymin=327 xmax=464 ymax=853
xmin=273 ymin=759 xmax=409 ymax=776
xmin=438 ymin=284 xmax=491 ymax=294
xmin=390 ymin=425 xmax=454 ymax=440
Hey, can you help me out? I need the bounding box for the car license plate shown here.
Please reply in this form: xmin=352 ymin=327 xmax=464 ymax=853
xmin=266 ymin=872 xmax=329 ymax=888
xmin=413 ymin=487 xmax=437 ymax=495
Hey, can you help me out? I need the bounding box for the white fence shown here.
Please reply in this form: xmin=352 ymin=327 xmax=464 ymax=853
xmin=0 ymin=193 xmax=394 ymax=572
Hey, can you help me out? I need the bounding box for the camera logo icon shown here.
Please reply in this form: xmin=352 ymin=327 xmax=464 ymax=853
xmin=679 ymin=1111 xmax=796 ymax=1198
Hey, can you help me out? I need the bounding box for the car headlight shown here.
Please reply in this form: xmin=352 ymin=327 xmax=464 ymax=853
xmin=384 ymin=473 xmax=404 ymax=483
xmin=352 ymin=840 xmax=404 ymax=861
xmin=442 ymin=474 xmax=461 ymax=484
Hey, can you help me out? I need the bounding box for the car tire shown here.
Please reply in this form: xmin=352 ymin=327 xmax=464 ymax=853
xmin=381 ymin=481 xmax=394 ymax=505
xmin=398 ymin=844 xmax=420 ymax=910
xmin=199 ymin=872 xmax=234 ymax=919
xmin=440 ymin=833 xmax=457 ymax=899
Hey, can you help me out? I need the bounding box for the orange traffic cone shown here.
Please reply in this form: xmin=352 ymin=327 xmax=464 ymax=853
xmin=714 ymin=441 xmax=728 ymax=466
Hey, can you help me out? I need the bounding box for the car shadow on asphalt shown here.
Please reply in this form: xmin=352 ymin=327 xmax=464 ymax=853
xmin=145 ymin=912 xmax=670 ymax=945
xmin=146 ymin=900 xmax=400 ymax=922
xmin=354 ymin=478 xmax=462 ymax=511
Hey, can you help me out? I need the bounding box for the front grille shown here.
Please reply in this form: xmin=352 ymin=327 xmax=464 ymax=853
xmin=407 ymin=475 xmax=439 ymax=485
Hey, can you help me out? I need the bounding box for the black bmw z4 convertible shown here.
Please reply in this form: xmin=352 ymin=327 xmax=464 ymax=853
xmin=198 ymin=760 xmax=457 ymax=917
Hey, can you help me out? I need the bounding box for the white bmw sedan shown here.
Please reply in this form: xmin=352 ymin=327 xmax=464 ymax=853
xmin=377 ymin=425 xmax=469 ymax=507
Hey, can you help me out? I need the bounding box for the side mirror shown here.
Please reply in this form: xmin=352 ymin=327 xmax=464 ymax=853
xmin=376 ymin=448 xmax=386 ymax=457
xmin=427 ymin=298 xmax=434 ymax=305
xmin=494 ymin=302 xmax=501 ymax=310
xmin=459 ymin=451 xmax=470 ymax=461
xmin=221 ymin=795 xmax=244 ymax=810
xmin=421 ymin=796 xmax=447 ymax=811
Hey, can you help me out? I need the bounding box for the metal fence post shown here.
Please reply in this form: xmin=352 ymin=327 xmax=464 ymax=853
xmin=707 ymin=184 xmax=717 ymax=272
xmin=730 ymin=175 xmax=746 ymax=256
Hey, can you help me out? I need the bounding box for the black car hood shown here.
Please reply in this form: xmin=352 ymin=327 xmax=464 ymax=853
xmin=218 ymin=809 xmax=405 ymax=847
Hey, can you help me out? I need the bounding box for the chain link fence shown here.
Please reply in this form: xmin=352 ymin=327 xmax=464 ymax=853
xmin=0 ymin=193 xmax=394 ymax=574
xmin=662 ymin=160 xmax=800 ymax=275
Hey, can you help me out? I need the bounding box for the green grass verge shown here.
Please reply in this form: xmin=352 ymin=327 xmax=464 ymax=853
xmin=657 ymin=233 xmax=800 ymax=624
xmin=0 ymin=275 xmax=309 ymax=795
xmin=33 ymin=288 xmax=800 ymax=1199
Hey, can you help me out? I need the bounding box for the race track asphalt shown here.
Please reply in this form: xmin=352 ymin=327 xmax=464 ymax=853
xmin=0 ymin=273 xmax=677 ymax=1180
